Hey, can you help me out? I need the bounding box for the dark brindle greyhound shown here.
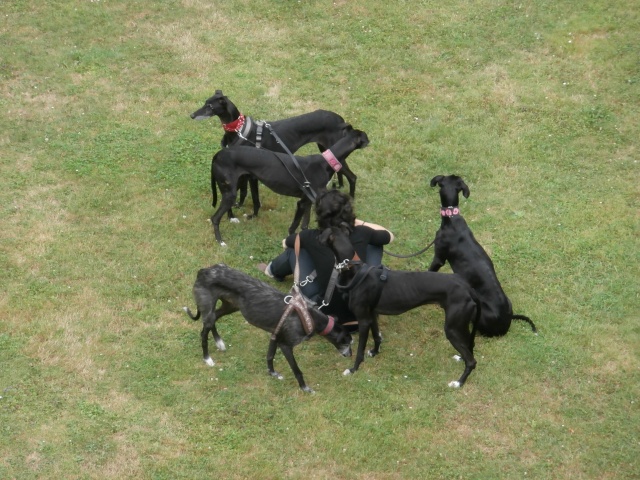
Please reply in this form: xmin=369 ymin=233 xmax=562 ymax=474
xmin=210 ymin=128 xmax=369 ymax=245
xmin=191 ymin=90 xmax=357 ymax=216
xmin=429 ymin=175 xmax=537 ymax=337
xmin=319 ymin=225 xmax=481 ymax=388
xmin=183 ymin=263 xmax=352 ymax=393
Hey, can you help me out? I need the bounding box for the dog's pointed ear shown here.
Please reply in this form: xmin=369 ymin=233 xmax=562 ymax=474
xmin=430 ymin=175 xmax=444 ymax=188
xmin=214 ymin=90 xmax=227 ymax=105
xmin=339 ymin=221 xmax=353 ymax=233
xmin=318 ymin=227 xmax=334 ymax=246
xmin=458 ymin=179 xmax=470 ymax=198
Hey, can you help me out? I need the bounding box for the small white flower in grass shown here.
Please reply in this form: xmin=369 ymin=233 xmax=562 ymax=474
xmin=249 ymin=255 xmax=254 ymax=260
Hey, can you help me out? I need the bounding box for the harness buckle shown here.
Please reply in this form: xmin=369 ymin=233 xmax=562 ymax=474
xmin=299 ymin=275 xmax=314 ymax=287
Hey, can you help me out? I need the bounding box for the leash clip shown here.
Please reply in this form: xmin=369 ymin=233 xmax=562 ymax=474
xmin=335 ymin=259 xmax=350 ymax=271
xmin=299 ymin=275 xmax=314 ymax=287
xmin=283 ymin=295 xmax=293 ymax=304
xmin=317 ymin=299 xmax=329 ymax=311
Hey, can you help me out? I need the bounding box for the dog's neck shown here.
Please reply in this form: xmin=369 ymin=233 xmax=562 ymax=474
xmin=440 ymin=206 xmax=461 ymax=218
xmin=222 ymin=114 xmax=245 ymax=133
xmin=322 ymin=149 xmax=343 ymax=172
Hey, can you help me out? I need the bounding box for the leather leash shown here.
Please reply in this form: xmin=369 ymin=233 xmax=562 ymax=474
xmin=271 ymin=234 xmax=315 ymax=340
xmin=383 ymin=238 xmax=435 ymax=258
xmin=264 ymin=123 xmax=318 ymax=203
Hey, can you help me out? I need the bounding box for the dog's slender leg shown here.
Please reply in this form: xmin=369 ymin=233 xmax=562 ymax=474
xmin=279 ymin=343 xmax=313 ymax=393
xmin=246 ymin=176 xmax=261 ymax=219
xmin=288 ymin=199 xmax=309 ymax=235
xmin=443 ymin=313 xmax=476 ymax=388
xmin=211 ymin=187 xmax=238 ymax=246
xmin=345 ymin=318 xmax=371 ymax=375
xmin=300 ymin=204 xmax=311 ymax=231
xmin=236 ymin=175 xmax=248 ymax=208
xmin=367 ymin=314 xmax=382 ymax=358
xmin=201 ymin=313 xmax=216 ymax=367
xmin=340 ymin=163 xmax=357 ymax=198
xmin=211 ymin=300 xmax=239 ymax=351
xmin=266 ymin=339 xmax=284 ymax=380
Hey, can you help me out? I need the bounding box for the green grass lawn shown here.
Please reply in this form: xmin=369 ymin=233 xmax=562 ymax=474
xmin=1 ymin=0 xmax=638 ymax=478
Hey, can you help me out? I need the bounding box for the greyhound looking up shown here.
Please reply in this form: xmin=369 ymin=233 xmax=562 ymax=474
xmin=429 ymin=175 xmax=537 ymax=337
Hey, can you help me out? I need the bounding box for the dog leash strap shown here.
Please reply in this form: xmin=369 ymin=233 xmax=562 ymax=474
xmin=271 ymin=301 xmax=295 ymax=341
xmin=321 ymin=268 xmax=340 ymax=309
xmin=383 ymin=239 xmax=435 ymax=258
xmin=293 ymin=233 xmax=301 ymax=286
xmin=265 ymin=124 xmax=317 ymax=202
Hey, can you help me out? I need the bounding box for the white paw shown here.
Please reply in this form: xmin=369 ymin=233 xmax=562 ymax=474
xmin=453 ymin=355 xmax=462 ymax=362
xmin=220 ymin=241 xmax=227 ymax=247
xmin=343 ymin=369 xmax=353 ymax=376
xmin=215 ymin=339 xmax=226 ymax=351
xmin=204 ymin=357 xmax=215 ymax=367
xmin=229 ymin=218 xmax=240 ymax=224
xmin=448 ymin=380 xmax=461 ymax=388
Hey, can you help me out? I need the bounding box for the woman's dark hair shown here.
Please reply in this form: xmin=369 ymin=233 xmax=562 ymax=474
xmin=314 ymin=189 xmax=356 ymax=229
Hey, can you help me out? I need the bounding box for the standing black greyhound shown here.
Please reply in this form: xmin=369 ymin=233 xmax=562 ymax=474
xmin=183 ymin=263 xmax=352 ymax=393
xmin=210 ymin=128 xmax=369 ymax=245
xmin=319 ymin=225 xmax=481 ymax=388
xmin=429 ymin=175 xmax=537 ymax=337
xmin=191 ymin=90 xmax=357 ymax=217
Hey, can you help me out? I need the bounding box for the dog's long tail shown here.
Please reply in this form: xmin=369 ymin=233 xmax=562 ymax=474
xmin=512 ymin=314 xmax=537 ymax=334
xmin=183 ymin=306 xmax=201 ymax=321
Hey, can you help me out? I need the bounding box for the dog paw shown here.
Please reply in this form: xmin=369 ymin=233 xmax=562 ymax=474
xmin=367 ymin=349 xmax=378 ymax=358
xmin=229 ymin=218 xmax=240 ymax=224
xmin=301 ymin=386 xmax=316 ymax=394
xmin=269 ymin=371 xmax=284 ymax=380
xmin=219 ymin=241 xmax=227 ymax=247
xmin=215 ymin=339 xmax=227 ymax=351
xmin=448 ymin=380 xmax=461 ymax=388
xmin=343 ymin=369 xmax=353 ymax=376
xmin=452 ymin=355 xmax=462 ymax=362
xmin=203 ymin=356 xmax=215 ymax=367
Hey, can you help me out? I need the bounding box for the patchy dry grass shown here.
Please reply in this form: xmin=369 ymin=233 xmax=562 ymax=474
xmin=1 ymin=0 xmax=638 ymax=478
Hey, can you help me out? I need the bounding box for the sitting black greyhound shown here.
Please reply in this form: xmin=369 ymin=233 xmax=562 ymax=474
xmin=183 ymin=263 xmax=352 ymax=393
xmin=429 ymin=175 xmax=537 ymax=337
xmin=320 ymin=225 xmax=481 ymax=388
xmin=210 ymin=128 xmax=369 ymax=245
xmin=191 ymin=90 xmax=357 ymax=217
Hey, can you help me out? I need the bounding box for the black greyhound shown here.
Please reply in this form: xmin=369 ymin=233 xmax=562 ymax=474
xmin=210 ymin=128 xmax=369 ymax=245
xmin=429 ymin=175 xmax=537 ymax=337
xmin=183 ymin=263 xmax=352 ymax=393
xmin=320 ymin=225 xmax=481 ymax=388
xmin=191 ymin=90 xmax=357 ymax=215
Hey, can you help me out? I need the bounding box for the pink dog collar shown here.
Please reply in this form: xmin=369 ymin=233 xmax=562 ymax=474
xmin=441 ymin=207 xmax=460 ymax=217
xmin=322 ymin=149 xmax=342 ymax=172
xmin=319 ymin=316 xmax=335 ymax=336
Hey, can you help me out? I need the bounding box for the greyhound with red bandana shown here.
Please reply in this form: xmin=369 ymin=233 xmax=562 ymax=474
xmin=429 ymin=175 xmax=537 ymax=337
xmin=191 ymin=90 xmax=358 ymax=218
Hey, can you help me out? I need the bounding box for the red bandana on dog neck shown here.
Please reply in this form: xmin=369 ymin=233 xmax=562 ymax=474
xmin=222 ymin=114 xmax=245 ymax=133
xmin=441 ymin=207 xmax=460 ymax=217
xmin=322 ymin=149 xmax=342 ymax=172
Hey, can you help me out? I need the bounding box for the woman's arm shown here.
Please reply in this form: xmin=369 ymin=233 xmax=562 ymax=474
xmin=355 ymin=218 xmax=395 ymax=242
